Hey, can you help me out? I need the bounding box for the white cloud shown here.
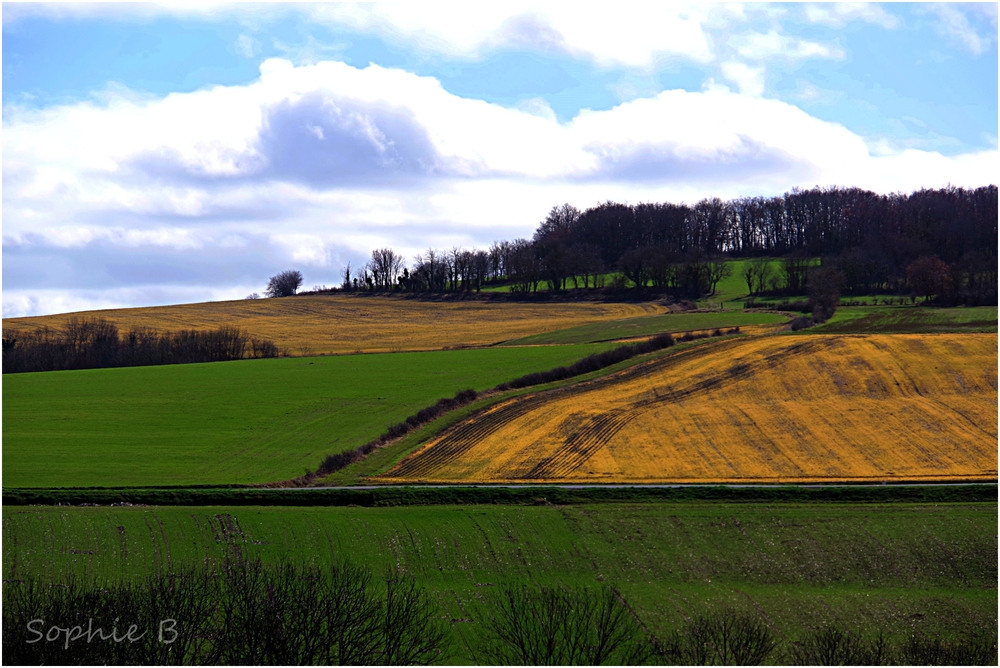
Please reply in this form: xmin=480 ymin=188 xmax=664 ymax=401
xmin=729 ymin=30 xmax=844 ymax=61
xmin=719 ymin=60 xmax=766 ymax=97
xmin=927 ymin=3 xmax=996 ymax=54
xmin=2 ymin=2 xmax=729 ymax=69
xmin=304 ymin=3 xmax=720 ymax=68
xmin=2 ymin=285 xmax=261 ymax=320
xmin=804 ymin=3 xmax=900 ymax=29
xmin=515 ymin=97 xmax=558 ymax=123
xmin=4 ymin=58 xmax=996 ymax=316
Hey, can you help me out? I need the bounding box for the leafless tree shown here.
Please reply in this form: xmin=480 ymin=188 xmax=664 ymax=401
xmin=368 ymin=249 xmax=405 ymax=291
xmin=265 ymin=270 xmax=304 ymax=297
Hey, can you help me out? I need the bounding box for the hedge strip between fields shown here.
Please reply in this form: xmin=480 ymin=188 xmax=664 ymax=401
xmin=2 ymin=484 xmax=995 ymax=507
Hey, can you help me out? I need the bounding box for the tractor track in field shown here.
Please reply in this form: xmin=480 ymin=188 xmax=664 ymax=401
xmin=387 ymin=336 xmax=832 ymax=480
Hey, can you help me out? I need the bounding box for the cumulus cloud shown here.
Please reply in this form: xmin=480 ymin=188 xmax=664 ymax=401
xmin=3 ymin=3 xmax=727 ymax=69
xmin=304 ymin=3 xmax=721 ymax=68
xmin=4 ymin=58 xmax=996 ymax=316
xmin=719 ymin=60 xmax=766 ymax=97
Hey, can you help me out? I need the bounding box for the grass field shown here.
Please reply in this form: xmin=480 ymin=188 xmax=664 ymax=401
xmin=814 ymin=305 xmax=998 ymax=333
xmin=3 ymin=501 xmax=995 ymax=663
xmin=2 ymin=344 xmax=611 ymax=488
xmin=502 ymin=310 xmax=788 ymax=345
xmin=381 ymin=334 xmax=998 ymax=484
xmin=698 ymin=258 xmax=794 ymax=309
xmin=2 ymin=296 xmax=661 ymax=356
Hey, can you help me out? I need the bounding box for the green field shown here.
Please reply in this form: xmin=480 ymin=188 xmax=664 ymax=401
xmin=813 ymin=305 xmax=998 ymax=333
xmin=4 ymin=502 xmax=995 ymax=663
xmin=503 ymin=310 xmax=787 ymax=345
xmin=1 ymin=344 xmax=609 ymax=488
xmin=698 ymin=258 xmax=795 ymax=309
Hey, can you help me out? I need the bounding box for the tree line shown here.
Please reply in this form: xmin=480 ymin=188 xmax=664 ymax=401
xmin=2 ymin=318 xmax=278 ymax=374
xmin=300 ymin=185 xmax=995 ymax=305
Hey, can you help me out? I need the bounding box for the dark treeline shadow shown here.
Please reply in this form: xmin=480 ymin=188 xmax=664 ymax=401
xmin=2 ymin=317 xmax=278 ymax=374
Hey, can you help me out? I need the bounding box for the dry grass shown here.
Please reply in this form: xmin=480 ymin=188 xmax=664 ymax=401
xmin=2 ymin=296 xmax=663 ymax=356
xmin=379 ymin=334 xmax=998 ymax=484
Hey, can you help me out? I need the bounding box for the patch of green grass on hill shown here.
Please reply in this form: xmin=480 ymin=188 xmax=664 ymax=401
xmin=501 ymin=310 xmax=787 ymax=345
xmin=1 ymin=345 xmax=610 ymax=489
xmin=813 ymin=305 xmax=998 ymax=333
xmin=699 ymin=258 xmax=796 ymax=309
xmin=700 ymin=259 xmax=751 ymax=308
xmin=4 ymin=502 xmax=995 ymax=663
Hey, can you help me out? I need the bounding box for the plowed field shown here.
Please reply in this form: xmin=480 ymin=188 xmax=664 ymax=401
xmin=380 ymin=334 xmax=998 ymax=484
xmin=3 ymin=297 xmax=662 ymax=356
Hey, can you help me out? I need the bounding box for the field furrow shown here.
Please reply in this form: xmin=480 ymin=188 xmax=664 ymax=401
xmin=379 ymin=334 xmax=998 ymax=484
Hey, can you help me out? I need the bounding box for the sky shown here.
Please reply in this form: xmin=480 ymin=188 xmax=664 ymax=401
xmin=3 ymin=2 xmax=998 ymax=317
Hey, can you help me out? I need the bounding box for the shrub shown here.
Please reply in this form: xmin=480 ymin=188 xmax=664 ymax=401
xmin=789 ymin=316 xmax=814 ymax=331
xmin=901 ymin=630 xmax=998 ymax=666
xmin=472 ymin=584 xmax=655 ymax=665
xmin=789 ymin=627 xmax=894 ymax=666
xmin=664 ymin=609 xmax=777 ymax=666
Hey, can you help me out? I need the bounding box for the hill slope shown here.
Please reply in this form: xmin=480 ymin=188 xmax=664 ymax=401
xmin=3 ymin=296 xmax=662 ymax=356
xmin=2 ymin=345 xmax=610 ymax=488
xmin=380 ymin=334 xmax=998 ymax=484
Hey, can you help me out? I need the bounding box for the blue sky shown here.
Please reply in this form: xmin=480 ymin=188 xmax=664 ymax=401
xmin=3 ymin=2 xmax=998 ymax=316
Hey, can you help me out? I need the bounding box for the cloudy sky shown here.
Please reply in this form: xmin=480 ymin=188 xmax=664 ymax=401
xmin=3 ymin=2 xmax=997 ymax=317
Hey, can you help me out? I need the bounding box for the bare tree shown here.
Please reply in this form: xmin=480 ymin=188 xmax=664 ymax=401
xmin=474 ymin=584 xmax=653 ymax=665
xmin=707 ymin=256 xmax=732 ymax=296
xmin=507 ymin=239 xmax=540 ymax=293
xmin=906 ymin=255 xmax=951 ymax=302
xmin=265 ymin=270 xmax=304 ymax=297
xmin=748 ymin=257 xmax=773 ymax=295
xmin=413 ymin=248 xmax=447 ymax=292
xmin=368 ymin=249 xmax=405 ymax=291
xmin=341 ymin=262 xmax=353 ymax=291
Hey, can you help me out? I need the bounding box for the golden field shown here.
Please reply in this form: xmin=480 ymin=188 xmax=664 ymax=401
xmin=380 ymin=333 xmax=999 ymax=484
xmin=2 ymin=296 xmax=663 ymax=356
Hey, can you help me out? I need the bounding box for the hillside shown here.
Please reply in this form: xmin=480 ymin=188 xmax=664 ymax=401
xmin=380 ymin=333 xmax=998 ymax=484
xmin=2 ymin=296 xmax=663 ymax=356
xmin=1 ymin=345 xmax=612 ymax=488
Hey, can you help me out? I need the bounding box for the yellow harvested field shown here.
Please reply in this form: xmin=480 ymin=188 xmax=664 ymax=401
xmin=380 ymin=334 xmax=998 ymax=484
xmin=2 ymin=297 xmax=663 ymax=356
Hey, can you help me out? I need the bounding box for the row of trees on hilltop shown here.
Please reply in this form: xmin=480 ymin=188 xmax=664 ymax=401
xmin=268 ymin=185 xmax=995 ymax=304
